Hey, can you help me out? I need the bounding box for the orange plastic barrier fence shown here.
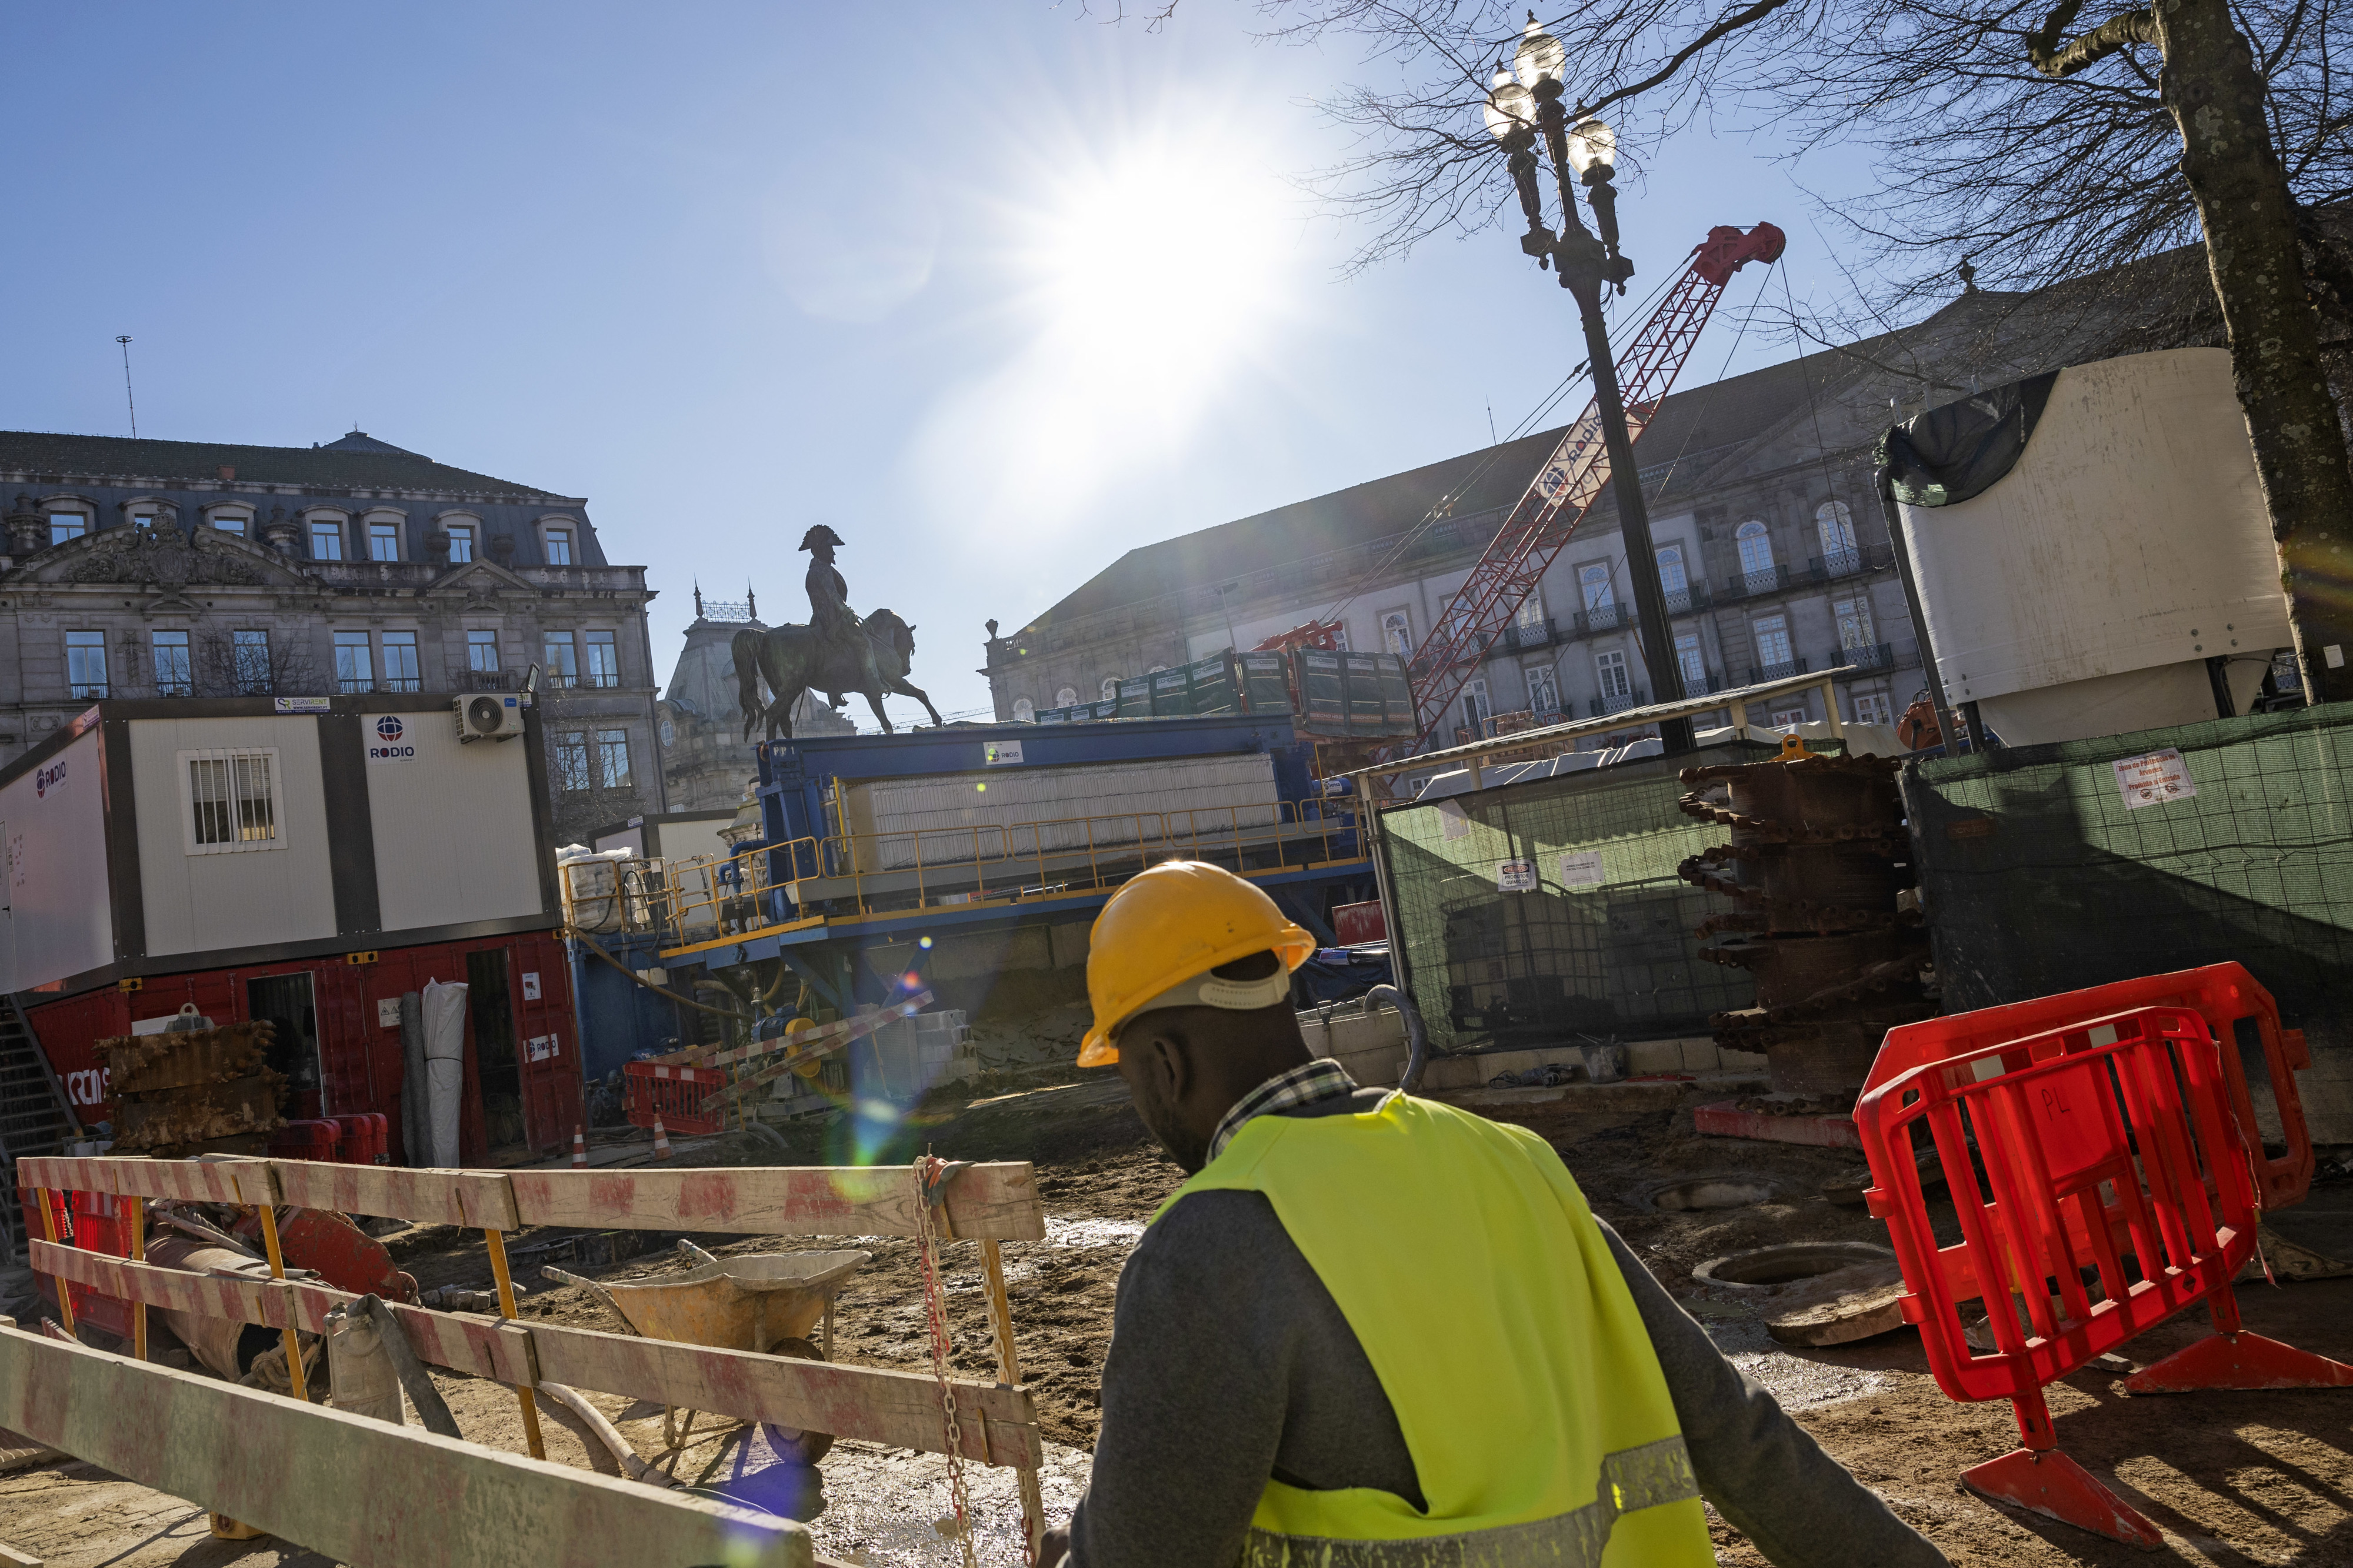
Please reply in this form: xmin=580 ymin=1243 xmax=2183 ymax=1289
xmin=1858 ymin=1005 xmax=2353 ymax=1547
xmin=1869 ymin=961 xmax=2312 ymax=1210
xmin=622 ymin=1062 xmax=729 ymax=1136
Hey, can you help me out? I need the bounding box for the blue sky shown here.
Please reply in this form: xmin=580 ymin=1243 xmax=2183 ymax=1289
xmin=1 ymin=3 xmax=1878 ymax=725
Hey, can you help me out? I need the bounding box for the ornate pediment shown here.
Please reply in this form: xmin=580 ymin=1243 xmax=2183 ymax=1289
xmin=28 ymin=525 xmax=307 ymax=590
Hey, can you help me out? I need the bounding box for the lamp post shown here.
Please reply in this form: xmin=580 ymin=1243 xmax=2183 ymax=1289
xmin=1488 ymin=16 xmax=1694 ymax=752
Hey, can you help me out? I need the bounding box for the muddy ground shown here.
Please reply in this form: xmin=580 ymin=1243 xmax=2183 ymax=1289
xmin=10 ymin=1075 xmax=2353 ymax=1567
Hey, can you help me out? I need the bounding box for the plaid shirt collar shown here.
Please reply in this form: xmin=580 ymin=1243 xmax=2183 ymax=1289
xmin=1208 ymin=1057 xmax=1361 ymax=1163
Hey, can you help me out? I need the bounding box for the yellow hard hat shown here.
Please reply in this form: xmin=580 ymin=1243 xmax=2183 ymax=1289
xmin=1078 ymin=860 xmax=1317 ymax=1067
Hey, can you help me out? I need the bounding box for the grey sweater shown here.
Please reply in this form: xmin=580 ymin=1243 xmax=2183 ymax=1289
xmin=1066 ymin=1090 xmax=1945 ymax=1567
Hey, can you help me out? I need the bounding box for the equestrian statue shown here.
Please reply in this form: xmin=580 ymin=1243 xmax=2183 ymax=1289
xmin=732 ymin=525 xmax=942 ymax=740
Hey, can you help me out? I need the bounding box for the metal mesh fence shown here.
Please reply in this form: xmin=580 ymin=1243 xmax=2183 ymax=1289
xmin=1904 ymin=703 xmax=2353 ymax=1027
xmin=1381 ymin=739 xmax=1801 ymax=1052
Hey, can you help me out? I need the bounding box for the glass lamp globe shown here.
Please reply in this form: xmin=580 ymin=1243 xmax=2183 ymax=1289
xmin=1513 ymin=16 xmax=1567 ymax=88
xmin=1565 ymin=118 xmax=1618 ymax=175
xmin=1484 ymin=69 xmax=1536 ymax=141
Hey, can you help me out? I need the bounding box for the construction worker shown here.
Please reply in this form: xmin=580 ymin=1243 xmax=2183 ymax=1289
xmin=1044 ymin=860 xmax=1945 ymax=1568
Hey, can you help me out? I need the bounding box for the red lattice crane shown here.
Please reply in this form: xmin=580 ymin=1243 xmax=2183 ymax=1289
xmin=1405 ymin=223 xmax=1785 ymax=750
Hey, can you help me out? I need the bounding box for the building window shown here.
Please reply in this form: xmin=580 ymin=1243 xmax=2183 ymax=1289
xmin=1101 ymin=676 xmax=1118 ymax=701
xmin=468 ymin=630 xmax=502 ymax=687
xmin=446 ymin=525 xmax=474 ymax=563
xmin=232 ymin=630 xmax=272 ymax=695
xmin=1854 ymin=691 xmax=1893 ymax=725
xmin=152 ymin=630 xmax=192 ymax=697
xmin=1514 ymin=593 xmax=1545 ymax=630
xmin=1578 ymin=562 xmax=1614 ymax=610
xmin=1675 ymin=631 xmax=1707 ymax=690
xmin=1736 ymin=521 xmax=1775 ymax=588
xmin=1771 ymin=704 xmax=1811 ymax=730
xmin=1834 ymin=595 xmax=1877 ymax=653
xmin=544 ymin=528 xmax=574 ymax=566
xmin=334 ymin=630 xmax=374 ymax=693
xmin=1461 ymin=678 xmax=1490 ymax=733
xmin=1658 ymin=545 xmax=1689 ymax=602
xmin=185 ymin=750 xmax=280 ymax=852
xmin=1752 ymin=614 xmax=1794 ymax=670
xmin=66 ymin=630 xmax=107 ymax=698
xmin=1055 ymin=686 xmax=1078 ymax=707
xmin=1595 ymin=649 xmax=1631 ymax=700
xmin=311 ymin=520 xmax=345 ymax=561
xmin=1817 ymin=500 xmax=1858 ymax=569
xmin=382 ymin=630 xmax=421 ymax=692
xmin=1525 ymin=662 xmax=1559 ymax=716
xmin=1382 ymin=610 xmax=1414 ymax=659
xmin=584 ymin=630 xmax=621 ymax=689
xmin=368 ymin=519 xmax=402 ymax=562
xmin=209 ymin=511 xmax=249 ymax=538
xmin=1012 ymin=697 xmax=1035 ymax=722
xmin=596 ymin=729 xmax=632 ymax=789
xmin=47 ymin=510 xmax=87 ymax=546
xmin=554 ymin=731 xmax=592 ymax=793
xmin=544 ymin=632 xmax=579 ymax=688
xmin=131 ymin=509 xmax=161 ymax=531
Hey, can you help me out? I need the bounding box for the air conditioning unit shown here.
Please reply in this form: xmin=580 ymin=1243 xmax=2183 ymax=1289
xmin=455 ymin=692 xmax=525 ymax=742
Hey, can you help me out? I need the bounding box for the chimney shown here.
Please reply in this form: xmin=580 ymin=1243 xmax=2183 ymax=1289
xmin=218 ymin=466 xmax=236 ymax=482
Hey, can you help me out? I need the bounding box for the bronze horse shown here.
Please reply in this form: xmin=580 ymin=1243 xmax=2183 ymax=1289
xmin=731 ymin=608 xmax=943 ymax=740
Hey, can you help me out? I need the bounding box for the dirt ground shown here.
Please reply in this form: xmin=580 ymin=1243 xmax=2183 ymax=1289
xmin=9 ymin=1075 xmax=2353 ymax=1567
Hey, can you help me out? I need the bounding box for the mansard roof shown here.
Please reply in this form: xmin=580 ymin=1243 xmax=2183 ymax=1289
xmin=0 ymin=429 xmax=569 ymax=500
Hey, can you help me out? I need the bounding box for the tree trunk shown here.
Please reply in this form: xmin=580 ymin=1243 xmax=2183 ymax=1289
xmin=2159 ymin=0 xmax=2353 ymax=702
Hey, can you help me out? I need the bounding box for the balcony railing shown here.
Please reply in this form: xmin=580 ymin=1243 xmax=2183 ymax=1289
xmin=1502 ymin=616 xmax=1557 ymax=652
xmin=1578 ymin=602 xmax=1628 ymax=633
xmin=1814 ymin=547 xmax=1865 ymax=579
xmin=1748 ymin=657 xmax=1808 ymax=683
xmin=470 ymin=668 xmax=511 ymax=692
xmin=382 ymin=677 xmax=422 ymax=693
xmin=1718 ymin=545 xmax=1896 ymax=603
xmin=338 ymin=678 xmax=375 ymax=695
xmin=69 ymin=683 xmax=108 ymax=700
xmin=1588 ymin=688 xmax=1649 ymax=716
xmin=1825 ymin=641 xmax=1896 ymax=672
xmin=1662 ymin=583 xmax=1713 ymax=613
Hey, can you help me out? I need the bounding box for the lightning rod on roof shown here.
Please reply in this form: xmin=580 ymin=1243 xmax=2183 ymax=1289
xmin=115 ymin=336 xmax=136 ymax=439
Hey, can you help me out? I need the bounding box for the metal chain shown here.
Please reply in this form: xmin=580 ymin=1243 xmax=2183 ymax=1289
xmin=915 ymin=1157 xmax=982 ymax=1568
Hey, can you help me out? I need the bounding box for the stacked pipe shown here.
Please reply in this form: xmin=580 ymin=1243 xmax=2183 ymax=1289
xmin=1676 ymin=742 xmax=1932 ymax=1095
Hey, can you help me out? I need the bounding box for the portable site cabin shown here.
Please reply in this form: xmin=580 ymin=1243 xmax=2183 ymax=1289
xmin=1 ymin=694 xmax=581 ymax=1163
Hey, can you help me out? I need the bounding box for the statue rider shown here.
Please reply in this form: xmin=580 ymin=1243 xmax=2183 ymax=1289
xmin=801 ymin=524 xmax=881 ymax=710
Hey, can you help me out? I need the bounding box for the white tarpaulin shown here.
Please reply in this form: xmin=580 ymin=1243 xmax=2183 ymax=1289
xmin=421 ymin=980 xmax=469 ymax=1168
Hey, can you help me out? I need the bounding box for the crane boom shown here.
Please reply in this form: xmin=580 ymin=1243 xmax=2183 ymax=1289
xmin=1405 ymin=223 xmax=1785 ymax=750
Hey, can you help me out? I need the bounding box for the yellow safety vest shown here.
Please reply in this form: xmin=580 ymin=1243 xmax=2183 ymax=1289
xmin=1157 ymin=1091 xmax=1714 ymax=1568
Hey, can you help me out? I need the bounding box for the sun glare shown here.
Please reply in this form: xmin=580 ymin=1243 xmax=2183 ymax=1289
xmin=1026 ymin=141 xmax=1285 ymax=406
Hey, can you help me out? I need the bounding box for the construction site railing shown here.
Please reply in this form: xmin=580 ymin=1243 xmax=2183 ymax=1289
xmin=655 ymin=795 xmax=1362 ymax=943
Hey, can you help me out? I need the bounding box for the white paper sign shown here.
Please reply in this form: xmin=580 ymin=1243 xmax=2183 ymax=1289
xmin=985 ymin=739 xmax=1025 ymax=766
xmin=1497 ymin=858 xmax=1539 ymax=892
xmin=376 ymin=997 xmax=402 ymax=1028
xmin=1437 ymin=800 xmax=1472 ymax=841
xmin=2114 ymin=748 xmax=2197 ymax=810
xmin=526 ymin=1033 xmax=557 ymax=1063
xmin=1558 ymin=849 xmax=1607 ymax=889
xmin=521 ymin=970 xmax=542 ymax=1001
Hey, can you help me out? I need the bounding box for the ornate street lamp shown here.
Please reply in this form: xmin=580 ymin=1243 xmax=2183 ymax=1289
xmin=1489 ymin=15 xmax=1694 ymax=751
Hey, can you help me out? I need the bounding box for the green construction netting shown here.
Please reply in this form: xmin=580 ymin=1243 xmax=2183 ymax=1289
xmin=1905 ymin=702 xmax=2353 ymax=1029
xmin=1380 ymin=739 xmax=1804 ymax=1052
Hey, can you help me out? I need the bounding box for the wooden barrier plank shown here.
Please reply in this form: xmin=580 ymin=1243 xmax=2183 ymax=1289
xmin=506 ymin=1162 xmax=1046 ymax=1242
xmin=18 ymin=1156 xmax=277 ymax=1206
xmin=0 ymin=1322 xmax=809 ymax=1568
xmin=32 ymin=1240 xmax=286 ymax=1327
xmin=33 ymin=1243 xmax=1039 ymax=1466
xmin=525 ymin=1319 xmax=1044 ymax=1468
xmin=268 ymin=1162 xmax=521 ymax=1230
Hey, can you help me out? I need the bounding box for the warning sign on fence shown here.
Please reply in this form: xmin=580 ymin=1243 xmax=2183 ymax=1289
xmin=2114 ymin=748 xmax=2198 ymax=810
xmin=1497 ymin=858 xmax=1538 ymax=892
xmin=1558 ymin=849 xmax=1607 ymax=889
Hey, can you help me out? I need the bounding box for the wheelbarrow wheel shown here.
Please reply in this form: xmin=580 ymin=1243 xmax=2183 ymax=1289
xmin=761 ymin=1336 xmax=835 ymax=1466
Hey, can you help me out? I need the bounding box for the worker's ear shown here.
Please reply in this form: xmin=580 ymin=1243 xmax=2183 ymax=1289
xmin=1125 ymin=1023 xmax=1194 ymax=1105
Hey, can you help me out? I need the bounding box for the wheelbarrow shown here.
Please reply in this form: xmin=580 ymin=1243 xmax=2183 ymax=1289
xmin=547 ymin=1243 xmax=870 ymax=1464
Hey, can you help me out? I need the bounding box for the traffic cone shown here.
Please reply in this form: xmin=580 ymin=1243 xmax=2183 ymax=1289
xmin=571 ymin=1126 xmax=588 ymax=1169
xmin=651 ymin=1116 xmax=672 ymax=1159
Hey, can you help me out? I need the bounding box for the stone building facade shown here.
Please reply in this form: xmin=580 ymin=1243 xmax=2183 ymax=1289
xmin=984 ymin=279 xmax=2168 ymax=743
xmin=0 ymin=429 xmax=662 ymax=845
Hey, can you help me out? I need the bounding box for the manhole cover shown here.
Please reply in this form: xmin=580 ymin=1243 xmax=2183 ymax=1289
xmin=1692 ymin=1241 xmax=1895 ymax=1290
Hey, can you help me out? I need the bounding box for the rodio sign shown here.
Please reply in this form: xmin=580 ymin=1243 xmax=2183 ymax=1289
xmin=366 ymin=714 xmax=418 ymax=764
